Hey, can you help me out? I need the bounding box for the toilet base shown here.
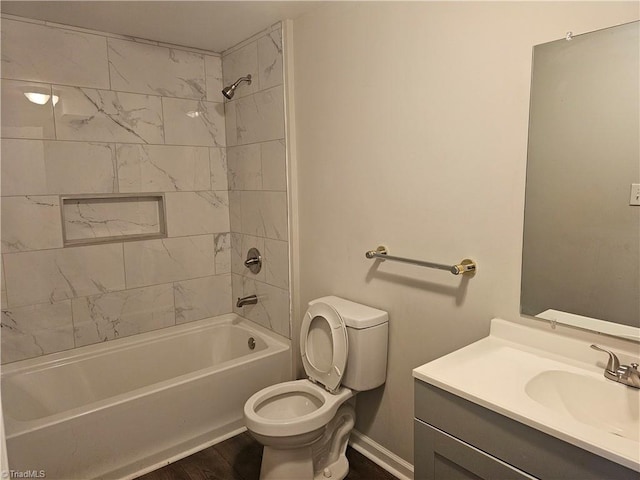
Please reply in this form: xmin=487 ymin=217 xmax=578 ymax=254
xmin=260 ymin=445 xmax=314 ymax=480
xmin=259 ymin=446 xmax=350 ymax=480
xmin=257 ymin=403 xmax=355 ymax=480
xmin=313 ymin=455 xmax=349 ymax=480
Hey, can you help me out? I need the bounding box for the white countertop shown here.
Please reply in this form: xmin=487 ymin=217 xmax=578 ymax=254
xmin=412 ymin=318 xmax=640 ymax=472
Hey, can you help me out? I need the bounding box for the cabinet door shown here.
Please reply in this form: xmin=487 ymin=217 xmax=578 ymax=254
xmin=414 ymin=419 xmax=538 ymax=480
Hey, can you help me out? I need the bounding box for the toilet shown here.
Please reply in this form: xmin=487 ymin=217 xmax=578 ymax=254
xmin=244 ymin=296 xmax=388 ymax=480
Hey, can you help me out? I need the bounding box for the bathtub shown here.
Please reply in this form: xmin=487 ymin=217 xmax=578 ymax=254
xmin=1 ymin=314 xmax=291 ymax=479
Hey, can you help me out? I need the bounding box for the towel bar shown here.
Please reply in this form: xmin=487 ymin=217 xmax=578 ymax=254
xmin=365 ymin=246 xmax=476 ymax=276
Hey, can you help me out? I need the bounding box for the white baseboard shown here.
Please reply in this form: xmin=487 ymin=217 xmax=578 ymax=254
xmin=349 ymin=429 xmax=414 ymax=480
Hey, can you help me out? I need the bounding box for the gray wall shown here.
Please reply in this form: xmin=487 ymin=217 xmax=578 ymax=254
xmin=290 ymin=1 xmax=639 ymax=465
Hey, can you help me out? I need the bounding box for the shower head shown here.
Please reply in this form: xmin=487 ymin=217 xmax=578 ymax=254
xmin=221 ymin=74 xmax=252 ymax=100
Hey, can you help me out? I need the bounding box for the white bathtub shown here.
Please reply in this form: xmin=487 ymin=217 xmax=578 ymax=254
xmin=1 ymin=314 xmax=291 ymax=479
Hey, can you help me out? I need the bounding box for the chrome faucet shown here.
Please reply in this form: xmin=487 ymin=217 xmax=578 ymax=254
xmin=591 ymin=344 xmax=640 ymax=389
xmin=236 ymin=295 xmax=258 ymax=308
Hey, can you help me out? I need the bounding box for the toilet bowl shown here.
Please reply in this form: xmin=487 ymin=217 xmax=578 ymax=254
xmin=244 ymin=379 xmax=353 ymax=450
xmin=243 ymin=296 xmax=389 ymax=480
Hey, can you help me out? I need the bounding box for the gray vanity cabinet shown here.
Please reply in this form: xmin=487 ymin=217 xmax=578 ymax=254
xmin=414 ymin=380 xmax=638 ymax=480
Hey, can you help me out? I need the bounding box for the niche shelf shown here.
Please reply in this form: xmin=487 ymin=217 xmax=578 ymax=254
xmin=61 ymin=194 xmax=167 ymax=246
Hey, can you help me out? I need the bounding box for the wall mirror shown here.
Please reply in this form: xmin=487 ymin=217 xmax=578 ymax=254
xmin=521 ymin=21 xmax=639 ymax=339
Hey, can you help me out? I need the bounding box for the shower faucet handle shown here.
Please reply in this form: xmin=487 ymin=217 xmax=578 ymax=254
xmin=244 ymin=248 xmax=262 ymax=274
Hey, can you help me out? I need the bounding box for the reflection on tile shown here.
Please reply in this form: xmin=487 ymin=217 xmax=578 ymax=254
xmin=1 ymin=140 xmax=116 ymax=196
xmin=214 ymin=233 xmax=231 ymax=275
xmin=124 ymin=235 xmax=215 ymax=288
xmin=261 ymin=140 xmax=287 ymax=191
xmin=63 ymin=197 xmax=162 ymax=242
xmin=232 ymin=274 xmax=289 ymax=338
xmin=72 ymin=284 xmax=175 ymax=347
xmin=1 ymin=301 xmax=74 ymax=363
xmin=224 ymin=98 xmax=237 ymax=144
xmin=205 ymin=55 xmax=224 ymax=103
xmin=228 ymin=191 xmax=242 ymax=233
xmin=116 ymin=144 xmax=210 ymax=193
xmin=174 ymin=274 xmax=232 ymax=324
xmin=226 ymin=140 xmax=286 ymax=192
xmin=227 ymin=144 xmax=261 ymax=190
xmin=241 ymin=191 xmax=288 ymax=240
xmin=108 ymin=38 xmax=206 ymax=99
xmin=230 ymin=233 xmax=244 ymax=275
xmin=3 ymin=244 xmax=125 ymax=307
xmin=165 ymin=192 xmax=229 ymax=236
xmin=258 ymin=28 xmax=283 ymax=90
xmin=53 ymin=86 xmax=164 ymax=144
xmin=1 ymin=19 xmax=109 ymax=89
xmin=1 ymin=196 xmax=63 ymax=253
xmin=1 ymin=79 xmax=55 ymax=139
xmin=256 ymin=280 xmax=290 ymax=338
xmin=163 ymin=97 xmax=225 ymax=146
xmin=226 ymin=86 xmax=284 ymax=146
xmin=232 ymin=273 xmax=253 ymax=318
xmin=210 ymin=147 xmax=228 ymax=191
xmin=222 ymin=41 xmax=259 ymax=99
xmin=265 ymin=239 xmax=289 ymax=289
xmin=1 ymin=262 xmax=6 ymax=309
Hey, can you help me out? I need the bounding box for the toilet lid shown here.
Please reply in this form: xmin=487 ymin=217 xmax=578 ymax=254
xmin=300 ymin=302 xmax=348 ymax=393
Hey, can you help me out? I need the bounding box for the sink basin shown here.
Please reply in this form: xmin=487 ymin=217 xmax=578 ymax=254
xmin=526 ymin=370 xmax=640 ymax=441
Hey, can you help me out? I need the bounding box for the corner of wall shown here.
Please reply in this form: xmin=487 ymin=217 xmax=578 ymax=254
xmin=282 ymin=19 xmax=304 ymax=379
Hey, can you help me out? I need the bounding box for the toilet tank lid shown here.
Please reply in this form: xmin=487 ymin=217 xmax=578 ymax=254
xmin=310 ymin=296 xmax=388 ymax=329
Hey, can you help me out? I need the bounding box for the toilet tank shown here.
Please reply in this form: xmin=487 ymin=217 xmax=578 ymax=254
xmin=313 ymin=296 xmax=389 ymax=392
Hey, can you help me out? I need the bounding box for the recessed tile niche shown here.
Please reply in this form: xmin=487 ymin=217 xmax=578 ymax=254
xmin=61 ymin=194 xmax=167 ymax=246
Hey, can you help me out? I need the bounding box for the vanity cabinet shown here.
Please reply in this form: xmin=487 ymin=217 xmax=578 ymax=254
xmin=414 ymin=380 xmax=638 ymax=480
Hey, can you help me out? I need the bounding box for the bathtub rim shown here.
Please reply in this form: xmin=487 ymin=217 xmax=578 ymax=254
xmin=2 ymin=314 xmax=291 ymax=437
xmin=2 ymin=313 xmax=289 ymax=375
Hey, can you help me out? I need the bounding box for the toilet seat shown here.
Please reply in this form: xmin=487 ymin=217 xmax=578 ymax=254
xmin=300 ymin=302 xmax=348 ymax=393
xmin=244 ymin=379 xmax=353 ymax=438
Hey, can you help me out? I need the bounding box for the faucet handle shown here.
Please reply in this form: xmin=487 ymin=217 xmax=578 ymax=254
xmin=590 ymin=344 xmax=621 ymax=373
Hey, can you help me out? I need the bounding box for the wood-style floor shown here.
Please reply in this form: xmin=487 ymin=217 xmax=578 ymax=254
xmin=137 ymin=431 xmax=398 ymax=480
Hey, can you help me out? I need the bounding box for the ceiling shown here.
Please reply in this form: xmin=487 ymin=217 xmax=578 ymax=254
xmin=0 ymin=1 xmax=324 ymax=53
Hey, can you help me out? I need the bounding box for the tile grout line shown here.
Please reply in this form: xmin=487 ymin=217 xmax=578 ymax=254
xmin=1 ymin=75 xmax=228 ymax=103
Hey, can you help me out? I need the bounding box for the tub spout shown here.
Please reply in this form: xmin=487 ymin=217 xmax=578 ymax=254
xmin=236 ymin=295 xmax=258 ymax=308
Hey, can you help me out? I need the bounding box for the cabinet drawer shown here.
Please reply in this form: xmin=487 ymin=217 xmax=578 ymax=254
xmin=414 ymin=419 xmax=537 ymax=480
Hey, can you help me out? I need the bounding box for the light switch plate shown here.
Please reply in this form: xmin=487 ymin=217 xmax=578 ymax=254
xmin=630 ymin=183 xmax=640 ymax=206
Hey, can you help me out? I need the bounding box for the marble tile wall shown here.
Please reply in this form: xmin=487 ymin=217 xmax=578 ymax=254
xmin=0 ymin=16 xmax=231 ymax=363
xmin=222 ymin=25 xmax=291 ymax=339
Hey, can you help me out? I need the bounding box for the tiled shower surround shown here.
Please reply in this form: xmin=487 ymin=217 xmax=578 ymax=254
xmin=0 ymin=16 xmax=289 ymax=363
xmin=223 ymin=26 xmax=290 ymax=340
